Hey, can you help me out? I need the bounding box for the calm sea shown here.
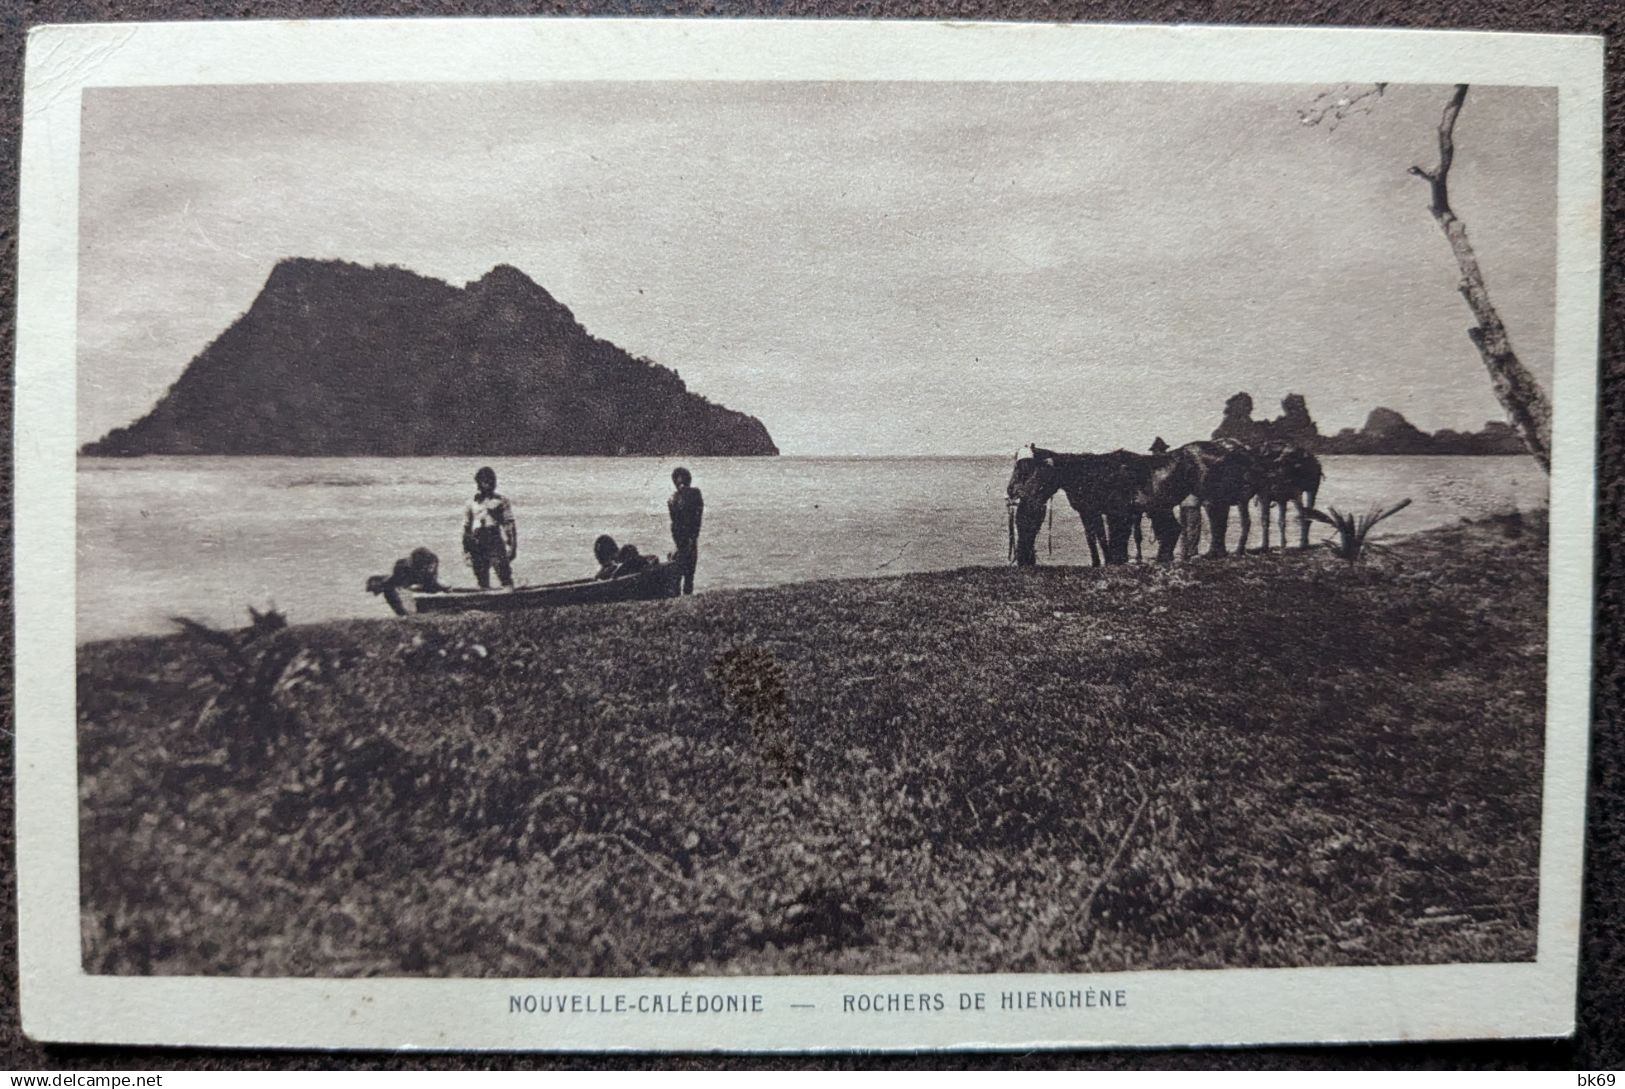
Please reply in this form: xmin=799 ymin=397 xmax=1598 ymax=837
xmin=77 ymin=455 xmax=1547 ymax=642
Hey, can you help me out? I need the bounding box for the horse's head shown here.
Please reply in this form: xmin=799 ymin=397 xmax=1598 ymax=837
xmin=1007 ymin=455 xmax=1052 ymax=502
xmin=1007 ymin=451 xmax=1065 ymax=566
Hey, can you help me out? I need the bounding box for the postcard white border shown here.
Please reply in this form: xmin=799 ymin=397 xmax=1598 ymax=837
xmin=16 ymin=18 xmax=1603 ymax=1051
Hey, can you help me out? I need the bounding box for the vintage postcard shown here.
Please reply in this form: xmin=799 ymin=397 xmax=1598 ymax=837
xmin=15 ymin=18 xmax=1602 ymax=1050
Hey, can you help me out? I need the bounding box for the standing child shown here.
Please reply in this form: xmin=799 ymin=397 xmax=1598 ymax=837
xmin=463 ymin=466 xmax=517 ymax=589
xmin=667 ymin=466 xmax=704 ymax=595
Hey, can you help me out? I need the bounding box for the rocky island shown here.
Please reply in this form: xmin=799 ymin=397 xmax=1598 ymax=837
xmin=82 ymin=259 xmax=779 ymax=457
xmin=1212 ymin=392 xmax=1529 ymax=456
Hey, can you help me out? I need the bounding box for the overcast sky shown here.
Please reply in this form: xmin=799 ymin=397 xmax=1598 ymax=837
xmin=78 ymin=80 xmax=1557 ymax=456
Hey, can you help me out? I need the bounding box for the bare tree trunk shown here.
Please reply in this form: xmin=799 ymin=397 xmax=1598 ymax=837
xmin=1408 ymin=84 xmax=1553 ymax=472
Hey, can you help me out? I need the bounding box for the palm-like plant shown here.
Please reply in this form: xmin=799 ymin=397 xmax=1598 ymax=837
xmin=1306 ymin=498 xmax=1413 ymax=561
xmin=171 ymin=607 xmax=309 ymax=761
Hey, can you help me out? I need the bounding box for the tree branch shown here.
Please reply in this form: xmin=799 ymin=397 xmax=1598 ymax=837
xmin=1409 ymin=84 xmax=1467 ymax=219
xmin=1298 ymin=82 xmax=1388 ymax=129
xmin=1300 ymin=81 xmax=1552 ymax=472
xmin=1406 ymin=83 xmax=1552 ymax=471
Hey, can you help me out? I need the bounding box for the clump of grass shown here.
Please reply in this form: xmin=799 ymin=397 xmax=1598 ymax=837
xmin=168 ymin=605 xmax=313 ymax=761
xmin=1308 ymin=498 xmax=1413 ymax=561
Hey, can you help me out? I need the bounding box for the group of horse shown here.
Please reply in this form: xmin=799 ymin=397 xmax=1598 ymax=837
xmin=1005 ymin=438 xmax=1325 ymax=567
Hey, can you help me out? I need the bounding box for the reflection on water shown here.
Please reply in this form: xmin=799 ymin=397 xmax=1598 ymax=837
xmin=77 ymin=454 xmax=1547 ymax=642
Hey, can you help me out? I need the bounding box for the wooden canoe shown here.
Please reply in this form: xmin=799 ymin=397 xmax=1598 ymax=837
xmin=402 ymin=563 xmax=684 ymax=615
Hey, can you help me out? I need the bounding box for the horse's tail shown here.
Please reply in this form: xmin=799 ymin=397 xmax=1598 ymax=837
xmin=1305 ymin=458 xmax=1324 ymax=511
xmin=1299 ymin=459 xmax=1324 ymax=548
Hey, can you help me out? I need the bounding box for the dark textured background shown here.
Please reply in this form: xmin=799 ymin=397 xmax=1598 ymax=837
xmin=2 ymin=0 xmax=1618 ymax=1071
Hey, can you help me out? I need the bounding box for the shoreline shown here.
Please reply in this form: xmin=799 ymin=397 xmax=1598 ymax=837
xmin=78 ymin=497 xmax=1551 ymax=650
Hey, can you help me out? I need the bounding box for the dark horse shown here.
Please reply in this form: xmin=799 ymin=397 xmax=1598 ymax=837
xmin=1176 ymin=439 xmax=1257 ymax=557
xmin=1007 ymin=448 xmax=1182 ymax=566
xmin=1007 ymin=439 xmax=1258 ymax=566
xmin=1247 ymin=441 xmax=1324 ymax=551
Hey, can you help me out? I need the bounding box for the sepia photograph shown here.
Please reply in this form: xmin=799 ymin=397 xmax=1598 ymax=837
xmin=16 ymin=19 xmax=1602 ymax=1051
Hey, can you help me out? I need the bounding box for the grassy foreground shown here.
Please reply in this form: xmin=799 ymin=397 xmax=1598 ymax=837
xmin=79 ymin=513 xmax=1547 ymax=977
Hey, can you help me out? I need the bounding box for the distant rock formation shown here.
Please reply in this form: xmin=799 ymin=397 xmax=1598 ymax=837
xmin=1319 ymin=409 xmax=1526 ymax=455
xmin=1337 ymin=407 xmax=1431 ymax=453
xmin=1209 ymin=391 xmax=1527 ymax=456
xmin=1212 ymin=392 xmax=1259 ymax=443
xmin=1274 ymin=394 xmax=1320 ymax=447
xmin=82 ymin=259 xmax=779 ymax=457
xmin=1212 ymin=392 xmax=1323 ymax=447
